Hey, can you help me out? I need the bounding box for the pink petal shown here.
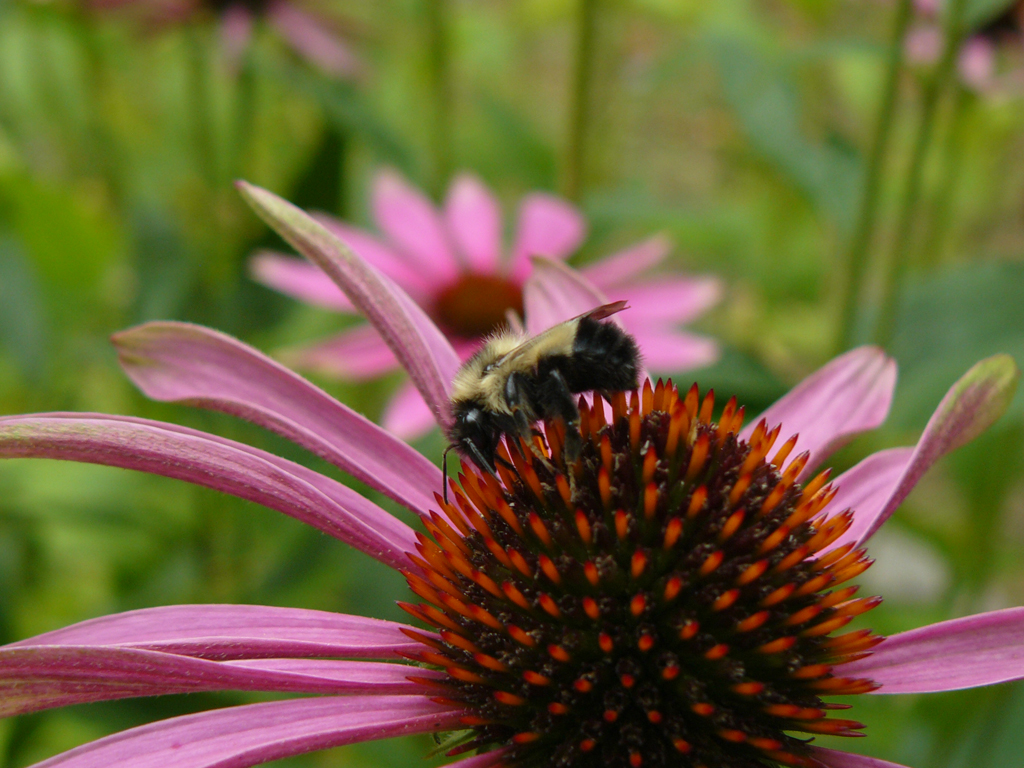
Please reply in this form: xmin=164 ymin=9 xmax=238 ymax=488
xmin=813 ymin=748 xmax=911 ymax=768
xmin=280 ymin=325 xmax=399 ymax=381
xmin=830 ymin=354 xmax=1020 ymax=549
xmin=249 ymin=251 xmax=355 ymax=312
xmin=23 ymin=695 xmax=464 ymax=768
xmin=580 ymin=235 xmax=672 ymax=289
xmin=314 ymin=216 xmax=436 ymax=298
xmin=742 ymin=347 xmax=897 ymax=477
xmin=381 ymin=379 xmax=442 ymax=441
xmin=371 ymin=169 xmax=460 ymax=280
xmin=238 ymin=182 xmax=460 ymax=428
xmin=840 ymin=606 xmax=1024 ymax=694
xmin=523 ymin=256 xmax=611 ymax=335
xmin=265 ymin=0 xmax=361 ymax=77
xmin=604 ymin=275 xmax=722 ymax=325
xmin=623 ymin=325 xmax=719 ymax=373
xmin=5 ymin=604 xmax=422 ymax=660
xmin=0 ymin=413 xmax=417 ymax=570
xmin=509 ymin=193 xmax=586 ymax=281
xmin=0 ymin=646 xmax=435 ymax=717
xmin=113 ymin=321 xmax=442 ymax=517
xmin=218 ymin=3 xmax=253 ymax=68
xmin=959 ymin=36 xmax=996 ymax=92
xmin=445 ymin=173 xmax=503 ymax=272
xmin=446 ymin=750 xmax=508 ymax=768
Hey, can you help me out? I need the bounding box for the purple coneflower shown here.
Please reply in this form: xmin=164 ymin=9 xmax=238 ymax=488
xmin=0 ymin=183 xmax=1021 ymax=768
xmin=250 ymin=169 xmax=720 ymax=439
xmin=88 ymin=0 xmax=360 ymax=76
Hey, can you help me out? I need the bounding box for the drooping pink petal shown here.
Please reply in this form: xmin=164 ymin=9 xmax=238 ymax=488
xmin=445 ymin=749 xmax=508 ymax=768
xmin=0 ymin=646 xmax=436 ymax=717
xmin=0 ymin=413 xmax=417 ymax=569
xmin=238 ymin=182 xmax=460 ymax=427
xmin=830 ymin=354 xmax=1020 ymax=548
xmin=445 ymin=174 xmax=503 ymax=272
xmin=742 ymin=347 xmax=897 ymax=477
xmin=265 ymin=0 xmax=361 ymax=77
xmin=605 ymin=276 xmax=722 ymax=325
xmin=381 ymin=379 xmax=443 ymax=441
xmin=23 ymin=695 xmax=465 ymax=768
xmin=580 ymin=235 xmax=672 ymax=289
xmin=371 ymin=169 xmax=460 ymax=280
xmin=112 ymin=322 xmax=442 ymax=517
xmin=5 ymin=604 xmax=423 ymax=661
xmin=523 ymin=256 xmax=611 ymax=335
xmin=509 ymin=193 xmax=586 ymax=281
xmin=622 ymin=325 xmax=719 ymax=373
xmin=218 ymin=3 xmax=254 ymax=68
xmin=812 ymin=748 xmax=912 ymax=768
xmin=279 ymin=325 xmax=400 ymax=381
xmin=249 ymin=251 xmax=355 ymax=312
xmin=840 ymin=606 xmax=1024 ymax=694
xmin=314 ymin=216 xmax=437 ymax=298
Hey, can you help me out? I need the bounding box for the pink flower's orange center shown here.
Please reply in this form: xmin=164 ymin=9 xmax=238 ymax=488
xmin=433 ymin=274 xmax=525 ymax=339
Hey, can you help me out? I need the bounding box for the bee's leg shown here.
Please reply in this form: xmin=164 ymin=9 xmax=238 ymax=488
xmin=506 ymin=372 xmax=553 ymax=468
xmin=542 ymin=368 xmax=583 ymax=501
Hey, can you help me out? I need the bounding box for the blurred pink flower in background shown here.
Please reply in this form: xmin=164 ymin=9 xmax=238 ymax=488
xmin=906 ymin=0 xmax=1024 ymax=92
xmin=251 ymin=170 xmax=721 ymax=440
xmin=88 ymin=0 xmax=360 ymax=76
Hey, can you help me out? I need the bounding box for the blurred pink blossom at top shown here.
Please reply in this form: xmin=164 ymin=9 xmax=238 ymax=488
xmin=251 ymin=170 xmax=722 ymax=440
xmin=87 ymin=0 xmax=360 ymax=77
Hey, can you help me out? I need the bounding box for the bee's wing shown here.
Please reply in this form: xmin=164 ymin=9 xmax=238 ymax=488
xmin=492 ymin=301 xmax=630 ymax=368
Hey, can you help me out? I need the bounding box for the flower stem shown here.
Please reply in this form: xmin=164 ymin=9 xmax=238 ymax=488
xmin=562 ymin=0 xmax=598 ymax=202
xmin=916 ymin=84 xmax=971 ymax=269
xmin=834 ymin=0 xmax=912 ymax=353
xmin=873 ymin=0 xmax=969 ymax=347
xmin=426 ymin=0 xmax=452 ymax=196
xmin=187 ymin=25 xmax=219 ymax=188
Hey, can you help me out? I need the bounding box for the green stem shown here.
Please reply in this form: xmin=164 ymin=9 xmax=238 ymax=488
xmin=231 ymin=49 xmax=258 ymax=181
xmin=874 ymin=0 xmax=969 ymax=347
xmin=563 ymin=0 xmax=598 ymax=202
xmin=917 ymin=84 xmax=971 ymax=269
xmin=834 ymin=0 xmax=912 ymax=352
xmin=187 ymin=25 xmax=219 ymax=188
xmin=426 ymin=0 xmax=452 ymax=196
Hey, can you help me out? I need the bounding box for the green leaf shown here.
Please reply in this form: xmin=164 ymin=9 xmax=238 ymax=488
xmin=0 ymin=232 xmax=47 ymax=381
xmin=889 ymin=261 xmax=1024 ymax=429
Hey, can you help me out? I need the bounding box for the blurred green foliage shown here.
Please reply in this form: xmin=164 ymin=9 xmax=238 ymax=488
xmin=1 ymin=1 xmax=1024 ymax=767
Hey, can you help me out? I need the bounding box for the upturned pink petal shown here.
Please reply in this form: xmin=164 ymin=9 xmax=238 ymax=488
xmin=812 ymin=748 xmax=912 ymax=768
xmin=372 ymin=169 xmax=460 ymax=280
xmin=581 ymin=235 xmax=672 ymax=289
xmin=23 ymin=695 xmax=465 ymax=768
xmin=112 ymin=321 xmax=443 ymax=516
xmin=606 ymin=276 xmax=722 ymax=325
xmin=445 ymin=174 xmax=503 ymax=272
xmin=280 ymin=325 xmax=400 ymax=380
xmin=250 ymin=251 xmax=354 ymax=312
xmin=446 ymin=750 xmax=508 ymax=768
xmin=0 ymin=413 xmax=417 ymax=569
xmin=840 ymin=606 xmax=1024 ymax=694
xmin=265 ymin=0 xmax=361 ymax=77
xmin=743 ymin=347 xmax=897 ymax=477
xmin=0 ymin=646 xmax=435 ymax=717
xmin=312 ymin=216 xmax=435 ymax=297
xmin=510 ymin=193 xmax=586 ymax=281
xmin=831 ymin=354 xmax=1020 ymax=549
xmin=5 ymin=604 xmax=421 ymax=660
xmin=624 ymin=326 xmax=719 ymax=373
xmin=523 ymin=256 xmax=611 ymax=335
xmin=238 ymin=181 xmax=460 ymax=426
xmin=381 ymin=379 xmax=444 ymax=440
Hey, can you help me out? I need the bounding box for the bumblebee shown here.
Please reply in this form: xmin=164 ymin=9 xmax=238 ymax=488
xmin=443 ymin=301 xmax=640 ymax=497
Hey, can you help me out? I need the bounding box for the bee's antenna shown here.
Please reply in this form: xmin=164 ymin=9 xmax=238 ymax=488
xmin=442 ymin=444 xmax=455 ymax=505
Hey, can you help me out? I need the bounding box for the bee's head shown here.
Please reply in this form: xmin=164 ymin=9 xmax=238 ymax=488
xmin=448 ymin=401 xmax=501 ymax=473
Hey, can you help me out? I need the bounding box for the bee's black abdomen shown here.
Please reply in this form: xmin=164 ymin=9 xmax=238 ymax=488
xmin=564 ymin=317 xmax=640 ymax=392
